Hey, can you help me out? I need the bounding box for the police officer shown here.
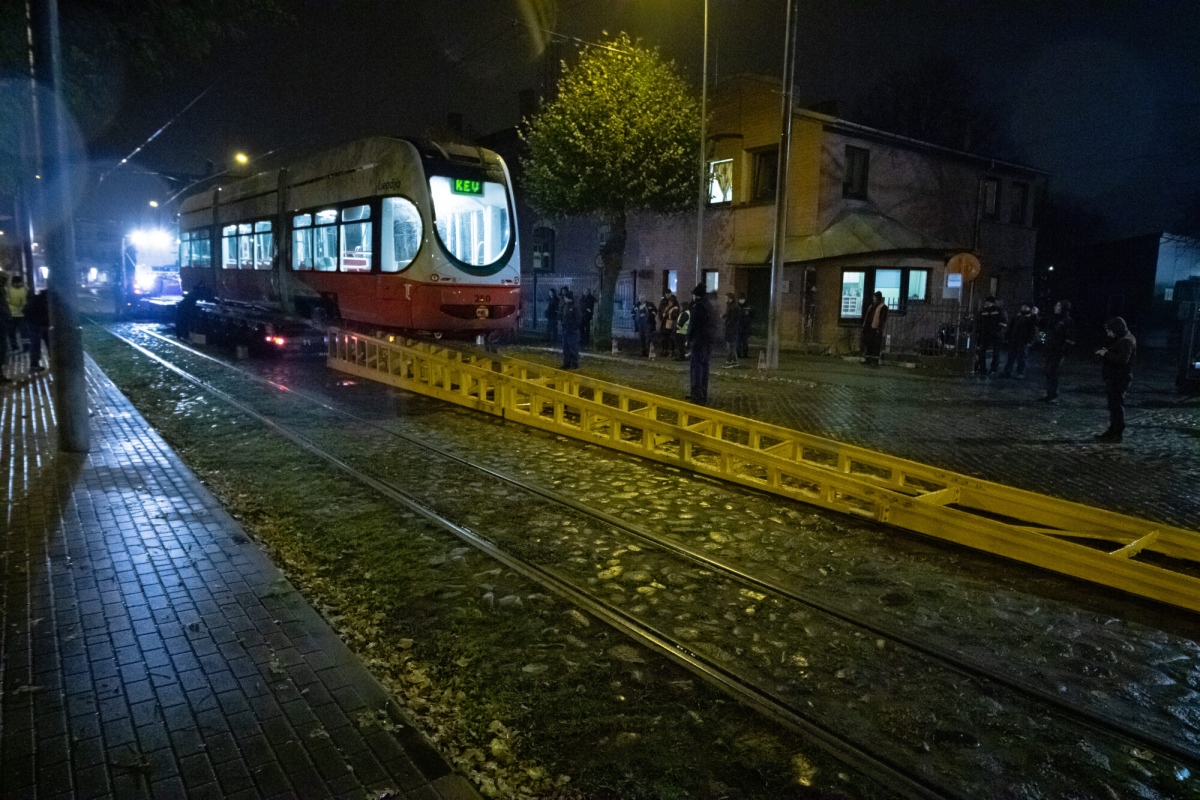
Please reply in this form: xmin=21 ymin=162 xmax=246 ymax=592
xmin=974 ymin=296 xmax=1007 ymax=375
xmin=686 ymin=283 xmax=716 ymax=404
xmin=560 ymin=288 xmax=580 ymax=369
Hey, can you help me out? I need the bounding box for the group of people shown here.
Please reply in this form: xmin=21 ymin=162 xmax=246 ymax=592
xmin=0 ymin=272 xmax=49 ymax=384
xmin=544 ymin=287 xmax=596 ymax=349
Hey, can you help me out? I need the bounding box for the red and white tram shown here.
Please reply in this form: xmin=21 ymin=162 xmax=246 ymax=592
xmin=178 ymin=137 xmax=520 ymax=338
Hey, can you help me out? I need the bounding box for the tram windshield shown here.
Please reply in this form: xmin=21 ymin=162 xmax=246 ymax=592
xmin=428 ymin=175 xmax=511 ymax=268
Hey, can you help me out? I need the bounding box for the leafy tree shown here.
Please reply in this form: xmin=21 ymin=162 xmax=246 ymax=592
xmin=521 ymin=33 xmax=701 ymax=348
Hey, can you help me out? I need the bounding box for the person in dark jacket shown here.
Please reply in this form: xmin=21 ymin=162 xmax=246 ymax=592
xmin=687 ymin=284 xmax=716 ymax=404
xmin=722 ymin=292 xmax=739 ymax=367
xmin=974 ymin=296 xmax=1007 ymax=375
xmin=545 ymin=288 xmax=560 ymax=344
xmin=634 ymin=300 xmax=657 ymax=357
xmin=1095 ymin=316 xmax=1136 ymax=442
xmin=1002 ymin=302 xmax=1037 ymax=378
xmin=25 ymin=289 xmax=49 ymax=373
xmin=735 ymin=295 xmax=753 ymax=359
xmin=674 ymin=301 xmax=690 ymax=361
xmin=560 ymin=288 xmax=580 ymax=369
xmin=580 ymin=290 xmax=596 ymax=347
xmin=861 ymin=291 xmax=888 ymax=367
xmin=1041 ymin=300 xmax=1075 ymax=402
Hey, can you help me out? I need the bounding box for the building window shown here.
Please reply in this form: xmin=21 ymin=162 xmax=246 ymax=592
xmin=981 ymin=177 xmax=1000 ymax=220
xmin=841 ymin=271 xmax=866 ymax=318
xmin=751 ymin=148 xmax=778 ymax=202
xmin=841 ymin=268 xmax=929 ymax=320
xmin=531 ymin=226 xmax=555 ymax=272
xmin=703 ymin=269 xmax=719 ymax=294
xmin=843 ymin=146 xmax=869 ymax=199
xmin=708 ymin=158 xmax=733 ymax=204
xmin=908 ymin=270 xmax=929 ymax=301
xmin=664 ymin=269 xmax=678 ymax=295
xmin=1010 ymin=182 xmax=1029 ymax=225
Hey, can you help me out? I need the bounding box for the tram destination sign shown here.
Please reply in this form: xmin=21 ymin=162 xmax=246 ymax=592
xmin=452 ymin=178 xmax=483 ymax=196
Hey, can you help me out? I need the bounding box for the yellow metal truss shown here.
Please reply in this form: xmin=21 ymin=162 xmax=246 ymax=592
xmin=328 ymin=330 xmax=1200 ymax=612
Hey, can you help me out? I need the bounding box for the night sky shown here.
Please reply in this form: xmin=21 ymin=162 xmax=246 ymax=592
xmin=85 ymin=0 xmax=1200 ymax=238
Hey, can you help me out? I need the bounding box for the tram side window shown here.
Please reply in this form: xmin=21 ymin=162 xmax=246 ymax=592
xmin=179 ymin=231 xmax=191 ymax=268
xmin=254 ymin=221 xmax=273 ymax=270
xmin=238 ymin=223 xmax=253 ymax=269
xmin=222 ymin=225 xmax=238 ymax=269
xmin=314 ymin=210 xmax=338 ymax=272
xmin=340 ymin=204 xmax=372 ymax=273
xmin=292 ymin=214 xmax=313 ymax=271
xmin=381 ymin=197 xmax=422 ymax=272
xmin=195 ymin=232 xmax=211 ymax=267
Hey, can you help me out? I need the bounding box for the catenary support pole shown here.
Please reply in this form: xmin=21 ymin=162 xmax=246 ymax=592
xmin=30 ymin=0 xmax=89 ymax=452
xmin=692 ymin=0 xmax=709 ymax=290
xmin=765 ymin=0 xmax=799 ymax=369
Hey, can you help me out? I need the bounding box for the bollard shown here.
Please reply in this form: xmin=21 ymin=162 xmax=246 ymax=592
xmin=611 ymin=338 xmax=619 ymax=355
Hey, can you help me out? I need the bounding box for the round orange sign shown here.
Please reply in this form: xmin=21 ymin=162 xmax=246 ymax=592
xmin=947 ymin=252 xmax=982 ymax=282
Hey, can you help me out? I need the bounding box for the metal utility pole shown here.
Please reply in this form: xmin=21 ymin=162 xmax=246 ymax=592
xmin=692 ymin=0 xmax=709 ymax=291
xmin=765 ymin=0 xmax=799 ymax=369
xmin=30 ymin=0 xmax=89 ymax=452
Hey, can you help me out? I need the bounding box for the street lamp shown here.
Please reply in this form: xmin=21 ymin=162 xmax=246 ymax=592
xmin=148 ymin=200 xmax=159 ymax=208
xmin=234 ymin=152 xmax=249 ymax=165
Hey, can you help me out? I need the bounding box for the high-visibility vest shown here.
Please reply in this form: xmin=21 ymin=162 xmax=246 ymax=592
xmin=676 ymin=309 xmax=691 ymax=336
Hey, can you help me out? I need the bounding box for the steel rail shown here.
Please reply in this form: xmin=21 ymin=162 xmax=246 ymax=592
xmin=124 ymin=324 xmax=1200 ymax=770
xmin=105 ymin=326 xmax=957 ymax=800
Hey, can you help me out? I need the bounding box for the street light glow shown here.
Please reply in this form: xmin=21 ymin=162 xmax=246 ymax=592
xmin=235 ymin=152 xmax=249 ymax=165
xmin=149 ymin=200 xmax=159 ymax=208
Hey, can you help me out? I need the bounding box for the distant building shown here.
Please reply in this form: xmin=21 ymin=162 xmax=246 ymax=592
xmin=494 ymin=74 xmax=1047 ymax=351
xmin=1067 ymin=232 xmax=1200 ymax=349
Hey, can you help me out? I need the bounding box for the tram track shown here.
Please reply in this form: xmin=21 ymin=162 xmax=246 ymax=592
xmin=102 ymin=323 xmax=1199 ymax=798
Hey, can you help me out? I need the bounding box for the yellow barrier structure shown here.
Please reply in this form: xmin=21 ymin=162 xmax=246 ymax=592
xmin=328 ymin=330 xmax=1200 ymax=612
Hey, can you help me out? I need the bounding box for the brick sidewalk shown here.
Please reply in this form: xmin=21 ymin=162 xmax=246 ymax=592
xmin=1 ymin=362 xmax=477 ymax=800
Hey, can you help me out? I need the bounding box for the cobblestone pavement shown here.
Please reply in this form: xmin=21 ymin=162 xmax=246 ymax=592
xmin=0 ymin=362 xmax=477 ymax=800
xmin=509 ymin=341 xmax=1200 ymax=529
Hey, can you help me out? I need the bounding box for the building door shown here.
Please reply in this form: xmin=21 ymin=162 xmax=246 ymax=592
xmin=744 ymin=268 xmax=771 ymax=337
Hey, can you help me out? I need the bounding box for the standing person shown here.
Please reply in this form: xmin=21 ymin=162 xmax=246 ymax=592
xmin=580 ymin=289 xmax=596 ymax=347
xmin=7 ymin=274 xmax=27 ymax=353
xmin=973 ymin=295 xmax=1007 ymax=375
xmin=1041 ymin=300 xmax=1075 ymax=403
xmin=860 ymin=291 xmax=888 ymax=367
xmin=722 ymin=292 xmax=739 ymax=367
xmin=735 ymin=294 xmax=752 ymax=359
xmin=674 ymin=300 xmax=690 ymax=361
xmin=0 ymin=274 xmax=11 ymax=383
xmin=560 ymin=288 xmax=580 ymax=369
xmin=687 ymin=284 xmax=716 ymax=404
xmin=636 ymin=300 xmax=657 ymax=357
xmin=25 ymin=288 xmax=49 ymax=373
xmin=1095 ymin=317 xmax=1137 ymax=442
xmin=660 ymin=295 xmax=679 ymax=358
xmin=1003 ymin=302 xmax=1038 ymax=378
xmin=545 ymin=288 xmax=560 ymax=344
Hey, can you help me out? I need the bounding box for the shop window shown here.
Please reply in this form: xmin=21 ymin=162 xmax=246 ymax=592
xmin=843 ymin=146 xmax=869 ymax=199
xmin=876 ymin=269 xmax=901 ymax=310
xmin=708 ymin=158 xmax=733 ymax=204
xmin=908 ymin=270 xmax=929 ymax=301
xmin=751 ymin=148 xmax=778 ymax=202
xmin=841 ymin=271 xmax=866 ymax=318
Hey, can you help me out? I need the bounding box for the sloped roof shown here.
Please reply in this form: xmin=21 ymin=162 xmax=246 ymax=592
xmin=728 ymin=209 xmax=957 ymax=265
